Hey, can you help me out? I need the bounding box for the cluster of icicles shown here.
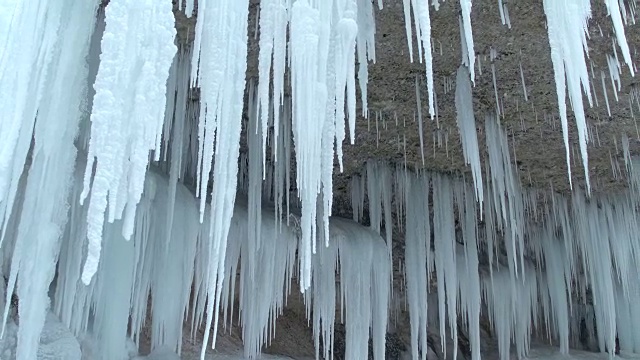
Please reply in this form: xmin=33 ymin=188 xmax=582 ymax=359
xmin=0 ymin=0 xmax=639 ymax=359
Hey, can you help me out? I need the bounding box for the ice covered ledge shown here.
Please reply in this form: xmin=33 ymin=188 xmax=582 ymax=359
xmin=0 ymin=288 xmax=82 ymax=360
xmin=1 ymin=154 xmax=390 ymax=360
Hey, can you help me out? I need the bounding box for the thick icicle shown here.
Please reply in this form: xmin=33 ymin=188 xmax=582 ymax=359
xmin=455 ymin=65 xmax=484 ymax=211
xmin=0 ymin=0 xmax=65 ymax=243
xmin=459 ymin=0 xmax=476 ymax=84
xmin=401 ymin=0 xmax=435 ymax=118
xmin=543 ymin=0 xmax=593 ymax=193
xmin=80 ymin=0 xmax=177 ymax=284
xmin=1 ymin=2 xmax=100 ymax=359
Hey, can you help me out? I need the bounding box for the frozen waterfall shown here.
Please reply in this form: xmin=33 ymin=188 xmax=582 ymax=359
xmin=1 ymin=0 xmax=639 ymax=360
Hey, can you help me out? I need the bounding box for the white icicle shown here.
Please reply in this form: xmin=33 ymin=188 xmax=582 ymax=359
xmin=459 ymin=0 xmax=476 ymax=84
xmin=432 ymin=174 xmax=458 ymax=360
xmin=404 ymin=172 xmax=431 ymax=360
xmin=80 ymin=0 xmax=177 ymax=284
xmin=604 ymin=0 xmax=635 ymax=76
xmin=401 ymin=0 xmax=435 ymax=118
xmin=189 ymin=0 xmax=251 ymax=357
xmin=257 ymin=0 xmax=278 ymax=176
xmin=543 ymin=0 xmax=593 ymax=193
xmin=519 ymin=61 xmax=528 ymax=102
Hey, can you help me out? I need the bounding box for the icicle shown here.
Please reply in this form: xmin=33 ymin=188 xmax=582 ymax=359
xmin=416 ymin=76 xmax=426 ymax=165
xmin=0 ymin=0 xmax=70 ymax=244
xmin=490 ymin=48 xmax=501 ymax=118
xmin=334 ymin=7 xmax=358 ymax=168
xmin=366 ymin=162 xmax=393 ymax=254
xmin=190 ymin=0 xmax=251 ymax=356
xmin=459 ymin=0 xmax=476 ymax=84
xmin=602 ymin=70 xmax=612 ymax=117
xmin=290 ymin=0 xmax=322 ymax=290
xmin=0 ymin=1 xmax=101 ymax=358
xmin=454 ymin=183 xmax=481 ymax=360
xmin=247 ymin=87 xmax=263 ymax=281
xmin=404 ymin=172 xmax=431 ymax=360
xmin=543 ymin=0 xmax=593 ymax=194
xmin=604 ymin=0 xmax=635 ymax=76
xmin=257 ymin=0 xmax=278 ymax=176
xmin=519 ymin=61 xmax=528 ymax=102
xmin=498 ymin=0 xmax=507 ymax=25
xmin=432 ymin=174 xmax=458 ymax=360
xmin=401 ymin=0 xmax=435 ymax=118
xmin=162 ymin=46 xmax=191 ymax=253
xmin=334 ymin=217 xmax=390 ymax=360
xmin=356 ymin=0 xmax=376 ymax=119
xmin=455 ymin=65 xmax=484 ymax=212
xmin=80 ymin=0 xmax=177 ymax=284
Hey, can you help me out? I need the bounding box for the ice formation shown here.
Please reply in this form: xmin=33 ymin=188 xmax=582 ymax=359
xmin=367 ymin=145 xmax=640 ymax=360
xmin=454 ymin=65 xmax=483 ymax=210
xmin=543 ymin=0 xmax=633 ymax=194
xmin=0 ymin=1 xmax=639 ymax=360
xmin=80 ymin=0 xmax=177 ymax=284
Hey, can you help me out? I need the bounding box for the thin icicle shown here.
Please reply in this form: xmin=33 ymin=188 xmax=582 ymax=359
xmin=415 ymin=76 xmax=426 ymax=165
xmin=404 ymin=172 xmax=431 ymax=360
